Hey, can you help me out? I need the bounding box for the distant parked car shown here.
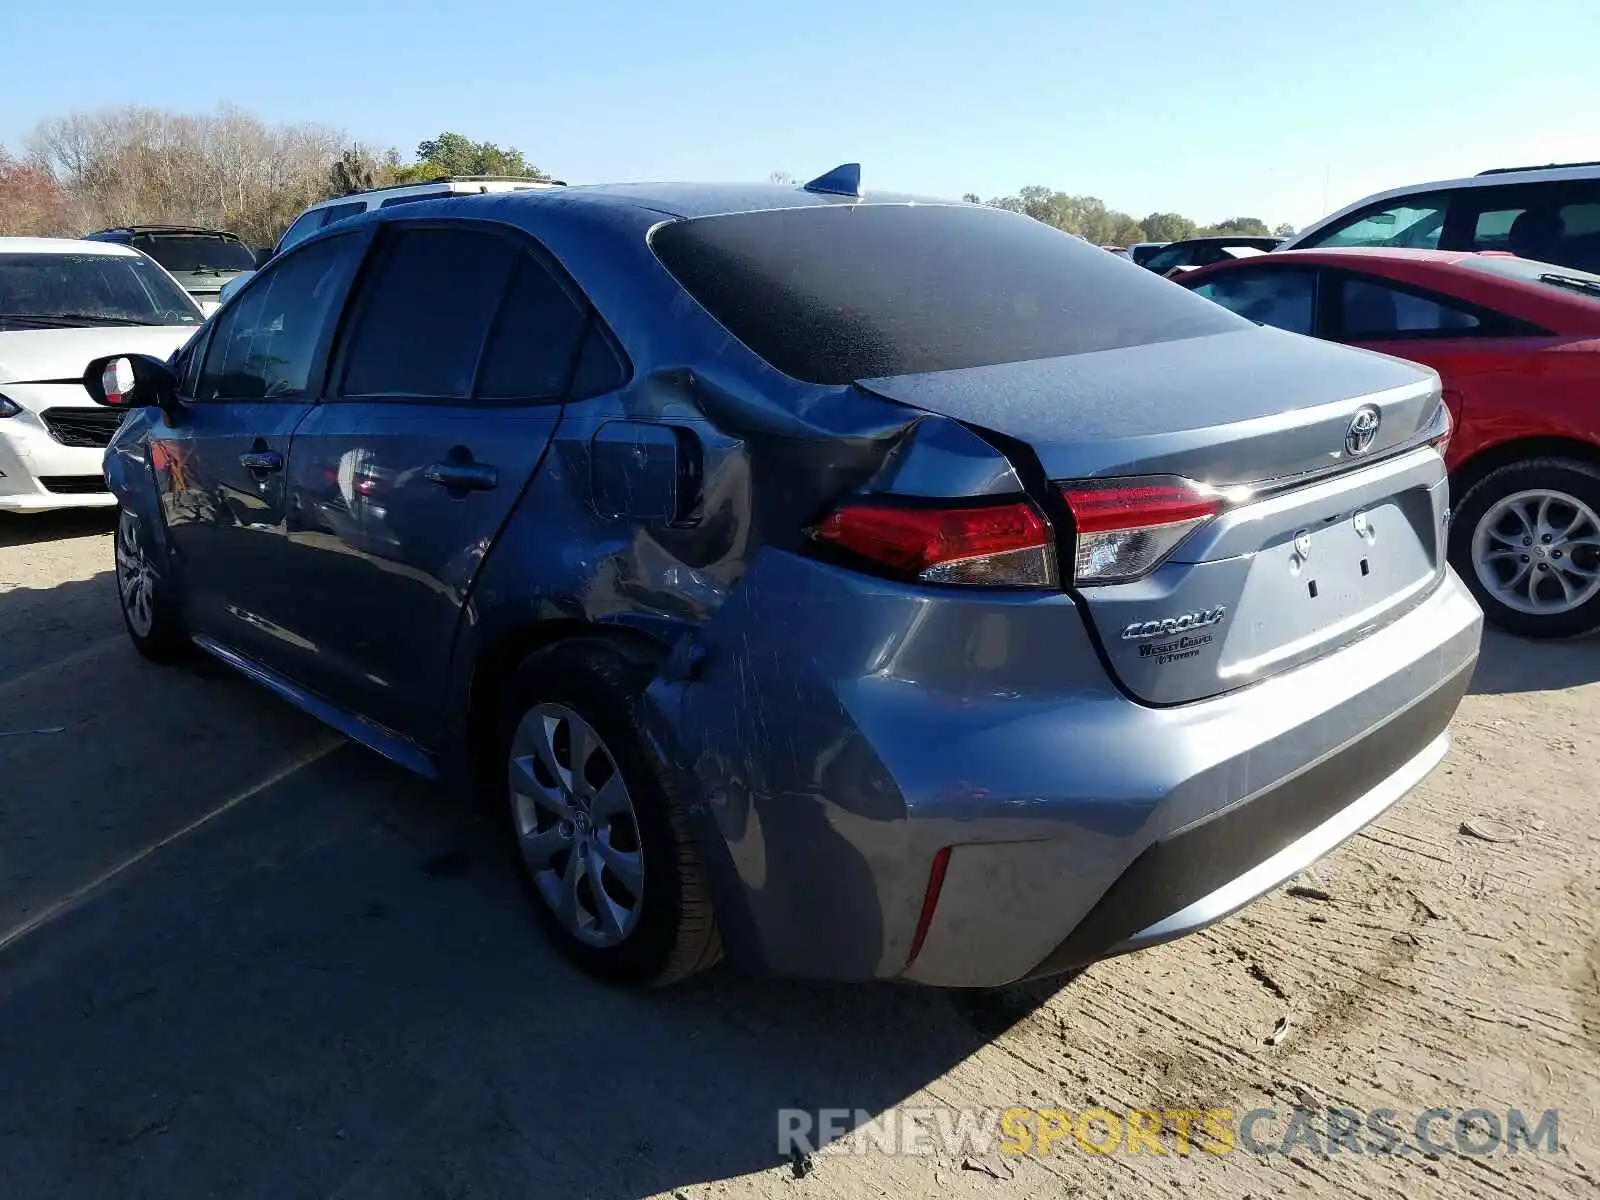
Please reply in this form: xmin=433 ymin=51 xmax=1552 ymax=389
xmin=83 ymin=226 xmax=255 ymax=315
xmin=1178 ymin=246 xmax=1600 ymax=638
xmin=219 ymin=176 xmax=567 ymax=307
xmin=0 ymin=237 xmax=201 ymax=513
xmin=82 ymin=170 xmax=1478 ymax=989
xmin=1282 ymin=160 xmax=1600 ymax=275
xmin=1125 ymin=241 xmax=1169 ymax=267
xmin=1142 ymin=236 xmax=1283 ymax=277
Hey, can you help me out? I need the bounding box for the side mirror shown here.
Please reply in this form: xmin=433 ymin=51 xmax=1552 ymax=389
xmin=254 ymin=247 xmax=275 ymax=268
xmin=83 ymin=354 xmax=179 ymax=411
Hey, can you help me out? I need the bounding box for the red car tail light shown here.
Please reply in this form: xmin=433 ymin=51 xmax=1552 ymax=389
xmin=812 ymin=497 xmax=1057 ymax=587
xmin=1061 ymin=476 xmax=1224 ymax=584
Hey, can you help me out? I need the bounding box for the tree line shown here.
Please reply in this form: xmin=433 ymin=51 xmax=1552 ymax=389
xmin=969 ymin=185 xmax=1295 ymax=244
xmin=0 ymin=106 xmax=551 ymax=248
xmin=0 ymin=105 xmax=1295 ymax=250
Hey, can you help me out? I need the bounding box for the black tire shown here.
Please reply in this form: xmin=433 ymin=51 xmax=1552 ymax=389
xmin=497 ymin=639 xmax=722 ymax=986
xmin=113 ymin=505 xmax=191 ymax=663
xmin=1449 ymin=457 xmax=1600 ymax=639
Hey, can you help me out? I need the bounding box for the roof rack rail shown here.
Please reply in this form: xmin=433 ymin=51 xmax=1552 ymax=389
xmin=337 ymin=175 xmax=565 ymax=198
xmin=1477 ymin=160 xmax=1600 ymax=176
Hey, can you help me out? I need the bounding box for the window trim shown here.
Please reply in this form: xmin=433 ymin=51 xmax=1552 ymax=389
xmin=1323 ymin=268 xmax=1536 ymax=343
xmin=192 ymin=226 xmax=374 ymax=405
xmin=327 ymin=215 xmax=630 ymax=408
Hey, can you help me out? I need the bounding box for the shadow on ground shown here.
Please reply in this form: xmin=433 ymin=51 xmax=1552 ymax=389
xmin=0 ymin=568 xmax=1064 ymax=1200
xmin=1467 ymin=627 xmax=1600 ymax=695
xmin=0 ymin=508 xmax=117 ymax=548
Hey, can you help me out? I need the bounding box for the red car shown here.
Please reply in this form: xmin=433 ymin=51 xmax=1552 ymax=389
xmin=1178 ymin=247 xmax=1600 ymax=638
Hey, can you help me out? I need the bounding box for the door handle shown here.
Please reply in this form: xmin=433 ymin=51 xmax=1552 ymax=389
xmin=239 ymin=450 xmax=283 ymax=473
xmin=423 ymin=461 xmax=498 ymax=492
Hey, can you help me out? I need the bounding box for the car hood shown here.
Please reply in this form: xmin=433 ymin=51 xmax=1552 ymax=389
xmin=0 ymin=325 xmax=197 ymax=385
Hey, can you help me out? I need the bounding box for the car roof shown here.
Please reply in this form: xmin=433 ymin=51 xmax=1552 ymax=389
xmin=0 ymin=236 xmax=140 ymax=257
xmin=89 ymin=225 xmax=242 ymax=237
xmin=474 ymin=181 xmax=945 ymax=220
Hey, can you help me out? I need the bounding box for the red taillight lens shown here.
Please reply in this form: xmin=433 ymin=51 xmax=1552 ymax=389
xmin=813 ymin=498 xmax=1057 ymax=587
xmin=1430 ymin=397 xmax=1455 ymax=462
xmin=1061 ymin=476 xmax=1223 ymax=584
xmin=905 ymin=846 xmax=952 ymax=969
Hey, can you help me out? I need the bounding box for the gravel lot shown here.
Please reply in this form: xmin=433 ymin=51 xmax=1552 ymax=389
xmin=1 ymin=510 xmax=1596 ymax=1200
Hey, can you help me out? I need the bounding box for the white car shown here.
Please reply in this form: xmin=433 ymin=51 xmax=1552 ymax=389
xmin=0 ymin=238 xmax=202 ymax=513
xmin=218 ymin=175 xmax=565 ymax=306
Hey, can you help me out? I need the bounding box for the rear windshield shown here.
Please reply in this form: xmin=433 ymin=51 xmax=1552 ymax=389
xmin=0 ymin=252 xmax=201 ymax=329
xmin=133 ymin=233 xmax=256 ymax=274
xmin=651 ymin=204 xmax=1246 ymax=385
xmin=1458 ymin=254 xmax=1600 ymax=301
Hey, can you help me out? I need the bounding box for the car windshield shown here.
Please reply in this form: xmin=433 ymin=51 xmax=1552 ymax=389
xmin=132 ymin=233 xmax=257 ymax=274
xmin=0 ymin=252 xmax=202 ymax=329
xmin=651 ymin=203 xmax=1244 ymax=385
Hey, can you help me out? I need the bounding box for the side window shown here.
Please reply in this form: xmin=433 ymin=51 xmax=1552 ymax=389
xmin=1190 ymin=268 xmax=1317 ymax=335
xmin=1309 ymin=196 xmax=1448 ymax=250
xmin=1464 ymin=186 xmax=1600 ymax=273
xmin=476 ymin=259 xmax=590 ymax=399
xmin=1143 ymin=245 xmax=1189 ymax=273
xmin=195 ymin=234 xmax=361 ymax=401
xmin=276 ymin=207 xmax=329 ymax=255
xmin=175 ymin=326 xmax=211 ymax=395
xmin=1338 ymin=276 xmax=1481 ymax=340
xmin=338 ymin=227 xmax=519 ymax=399
xmin=317 ymin=201 xmax=367 ymax=229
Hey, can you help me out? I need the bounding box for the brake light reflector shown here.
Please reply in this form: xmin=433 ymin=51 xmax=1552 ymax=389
xmin=1061 ymin=477 xmax=1223 ymax=584
xmin=813 ymin=498 xmax=1057 ymax=587
xmin=905 ymin=846 xmax=952 ymax=969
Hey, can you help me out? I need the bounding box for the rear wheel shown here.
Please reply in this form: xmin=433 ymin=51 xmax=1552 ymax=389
xmin=1450 ymin=458 xmax=1600 ymax=639
xmin=499 ymin=640 xmax=721 ymax=986
xmin=114 ymin=506 xmax=190 ymax=662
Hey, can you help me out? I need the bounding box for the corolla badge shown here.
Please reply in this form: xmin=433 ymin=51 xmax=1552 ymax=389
xmin=1345 ymin=405 xmax=1382 ymax=455
xmin=1121 ymin=606 xmax=1227 ymax=640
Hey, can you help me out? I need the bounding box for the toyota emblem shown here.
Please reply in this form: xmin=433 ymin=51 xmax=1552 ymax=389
xmin=1345 ymin=406 xmax=1382 ymax=455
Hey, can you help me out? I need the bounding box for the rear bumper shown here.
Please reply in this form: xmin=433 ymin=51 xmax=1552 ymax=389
xmin=655 ymin=552 xmax=1481 ymax=988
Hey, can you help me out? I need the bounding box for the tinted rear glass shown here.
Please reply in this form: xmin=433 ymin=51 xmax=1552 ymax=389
xmin=134 ymin=233 xmax=256 ymax=273
xmin=651 ymin=205 xmax=1245 ymax=385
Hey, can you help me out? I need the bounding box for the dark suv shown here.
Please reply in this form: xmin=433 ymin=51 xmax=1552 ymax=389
xmin=81 ymin=179 xmax=1478 ymax=990
xmin=83 ymin=226 xmax=260 ymax=314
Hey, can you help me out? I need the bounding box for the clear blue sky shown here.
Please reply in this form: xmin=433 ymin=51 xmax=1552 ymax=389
xmin=4 ymin=0 xmax=1597 ymax=228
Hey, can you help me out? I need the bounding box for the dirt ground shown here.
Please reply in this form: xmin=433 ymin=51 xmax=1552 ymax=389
xmin=1 ymin=509 xmax=1596 ymax=1200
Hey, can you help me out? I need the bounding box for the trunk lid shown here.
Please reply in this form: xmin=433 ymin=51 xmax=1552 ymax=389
xmin=858 ymin=326 xmax=1450 ymax=704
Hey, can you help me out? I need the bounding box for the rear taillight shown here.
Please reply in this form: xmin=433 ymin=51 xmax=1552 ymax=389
xmin=812 ymin=497 xmax=1057 ymax=587
xmin=1430 ymin=397 xmax=1455 ymax=461
xmin=1061 ymin=476 xmax=1224 ymax=584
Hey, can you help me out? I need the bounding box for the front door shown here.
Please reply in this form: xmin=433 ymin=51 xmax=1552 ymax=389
xmin=280 ymin=221 xmax=595 ymax=744
xmin=152 ymin=229 xmax=367 ymax=667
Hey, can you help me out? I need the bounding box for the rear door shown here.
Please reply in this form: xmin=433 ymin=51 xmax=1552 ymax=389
xmin=280 ymin=220 xmax=593 ymax=743
xmin=152 ymin=230 xmax=367 ymax=666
